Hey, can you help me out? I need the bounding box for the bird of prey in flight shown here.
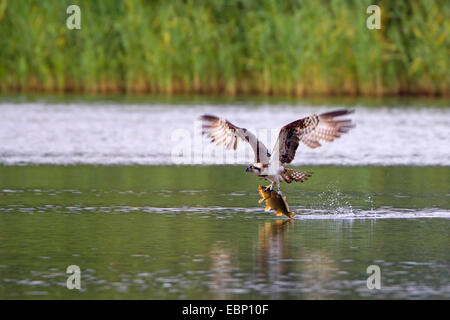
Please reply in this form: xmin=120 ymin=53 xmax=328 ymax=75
xmin=200 ymin=109 xmax=354 ymax=192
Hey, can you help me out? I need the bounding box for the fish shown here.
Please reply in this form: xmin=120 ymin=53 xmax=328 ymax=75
xmin=258 ymin=185 xmax=296 ymax=219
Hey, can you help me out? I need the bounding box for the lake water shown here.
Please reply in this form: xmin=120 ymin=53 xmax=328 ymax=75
xmin=0 ymin=98 xmax=449 ymax=166
xmin=0 ymin=97 xmax=449 ymax=299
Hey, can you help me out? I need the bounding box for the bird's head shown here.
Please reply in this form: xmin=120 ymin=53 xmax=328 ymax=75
xmin=245 ymin=162 xmax=263 ymax=174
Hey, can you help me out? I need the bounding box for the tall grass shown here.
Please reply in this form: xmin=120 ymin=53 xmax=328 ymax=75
xmin=0 ymin=0 xmax=448 ymax=96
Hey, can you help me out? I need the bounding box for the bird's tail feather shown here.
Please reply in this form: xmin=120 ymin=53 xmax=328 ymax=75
xmin=280 ymin=168 xmax=312 ymax=184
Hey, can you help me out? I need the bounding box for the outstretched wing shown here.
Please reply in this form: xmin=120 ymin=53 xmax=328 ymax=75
xmin=272 ymin=109 xmax=354 ymax=164
xmin=200 ymin=114 xmax=271 ymax=164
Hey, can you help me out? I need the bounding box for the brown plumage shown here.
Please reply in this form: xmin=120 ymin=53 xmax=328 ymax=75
xmin=200 ymin=114 xmax=271 ymax=163
xmin=280 ymin=168 xmax=312 ymax=184
xmin=276 ymin=109 xmax=355 ymax=164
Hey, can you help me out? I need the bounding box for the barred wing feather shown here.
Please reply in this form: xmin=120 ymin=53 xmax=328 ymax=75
xmin=272 ymin=109 xmax=355 ymax=165
xmin=200 ymin=114 xmax=271 ymax=164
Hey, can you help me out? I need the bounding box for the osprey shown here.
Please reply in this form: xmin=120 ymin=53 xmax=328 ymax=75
xmin=200 ymin=109 xmax=354 ymax=192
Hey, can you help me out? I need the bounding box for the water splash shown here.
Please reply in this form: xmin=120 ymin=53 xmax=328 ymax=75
xmin=316 ymin=184 xmax=354 ymax=215
xmin=364 ymin=195 xmax=375 ymax=212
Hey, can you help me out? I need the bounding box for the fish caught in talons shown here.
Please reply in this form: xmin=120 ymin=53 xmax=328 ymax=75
xmin=258 ymin=185 xmax=296 ymax=219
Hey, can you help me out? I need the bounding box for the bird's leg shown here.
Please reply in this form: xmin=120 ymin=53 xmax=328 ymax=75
xmin=265 ymin=181 xmax=274 ymax=191
xmin=269 ymin=174 xmax=281 ymax=194
xmin=275 ymin=175 xmax=282 ymax=195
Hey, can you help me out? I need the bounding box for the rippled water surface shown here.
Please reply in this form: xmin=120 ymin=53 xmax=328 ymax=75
xmin=0 ymin=165 xmax=449 ymax=299
xmin=0 ymin=97 xmax=449 ymax=299
xmin=1 ymin=99 xmax=449 ymax=166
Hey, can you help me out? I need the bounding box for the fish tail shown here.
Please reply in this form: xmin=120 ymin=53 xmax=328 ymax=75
xmin=286 ymin=212 xmax=296 ymax=219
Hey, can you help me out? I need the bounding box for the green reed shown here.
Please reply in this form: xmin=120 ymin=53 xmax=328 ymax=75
xmin=0 ymin=0 xmax=448 ymax=96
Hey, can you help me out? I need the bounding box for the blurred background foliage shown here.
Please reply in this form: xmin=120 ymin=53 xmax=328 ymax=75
xmin=0 ymin=0 xmax=448 ymax=96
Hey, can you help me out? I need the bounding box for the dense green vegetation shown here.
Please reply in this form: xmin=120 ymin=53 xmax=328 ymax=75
xmin=0 ymin=0 xmax=448 ymax=96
